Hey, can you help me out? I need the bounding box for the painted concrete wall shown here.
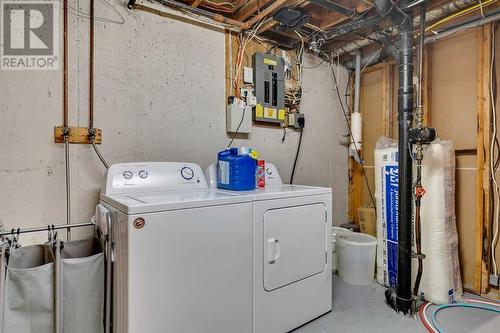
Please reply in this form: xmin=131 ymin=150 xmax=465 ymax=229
xmin=0 ymin=0 xmax=349 ymax=243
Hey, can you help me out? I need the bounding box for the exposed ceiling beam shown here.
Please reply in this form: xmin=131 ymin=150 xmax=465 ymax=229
xmin=308 ymin=0 xmax=358 ymax=17
xmin=258 ymin=19 xmax=279 ymax=34
xmin=232 ymin=0 xmax=249 ymax=13
xmin=245 ymin=0 xmax=289 ymax=28
xmin=191 ymin=0 xmax=203 ymax=8
xmin=233 ymin=0 xmax=272 ymax=21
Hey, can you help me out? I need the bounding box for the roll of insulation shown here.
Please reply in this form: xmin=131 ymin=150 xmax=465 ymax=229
xmin=350 ymin=112 xmax=362 ymax=151
xmin=374 ymin=137 xmax=399 ymax=288
xmin=412 ymin=140 xmax=463 ymax=304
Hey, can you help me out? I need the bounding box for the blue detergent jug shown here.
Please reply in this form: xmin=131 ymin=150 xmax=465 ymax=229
xmin=217 ymin=148 xmax=256 ymax=191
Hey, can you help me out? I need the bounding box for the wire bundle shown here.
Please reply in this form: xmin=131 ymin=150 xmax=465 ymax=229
xmin=233 ymin=19 xmax=268 ymax=97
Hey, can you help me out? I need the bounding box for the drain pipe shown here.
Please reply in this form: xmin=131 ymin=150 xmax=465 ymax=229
xmin=350 ymin=51 xmax=362 ymax=156
xmin=374 ymin=0 xmax=414 ymax=315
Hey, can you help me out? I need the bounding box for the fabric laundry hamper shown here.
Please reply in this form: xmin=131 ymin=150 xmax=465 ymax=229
xmin=1 ymin=236 xmax=105 ymax=333
xmin=60 ymin=238 xmax=105 ymax=333
xmin=3 ymin=244 xmax=55 ymax=333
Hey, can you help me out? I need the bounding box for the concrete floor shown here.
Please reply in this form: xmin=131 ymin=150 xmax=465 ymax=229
xmin=294 ymin=275 xmax=500 ymax=333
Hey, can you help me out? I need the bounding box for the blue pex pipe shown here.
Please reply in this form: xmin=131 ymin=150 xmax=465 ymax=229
xmin=431 ymin=303 xmax=500 ymax=333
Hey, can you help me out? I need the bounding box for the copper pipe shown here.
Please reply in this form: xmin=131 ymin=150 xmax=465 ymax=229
xmin=89 ymin=0 xmax=95 ymax=129
xmin=63 ymin=0 xmax=68 ymax=128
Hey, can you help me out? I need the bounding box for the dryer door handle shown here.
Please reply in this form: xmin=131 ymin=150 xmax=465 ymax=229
xmin=267 ymin=238 xmax=280 ymax=264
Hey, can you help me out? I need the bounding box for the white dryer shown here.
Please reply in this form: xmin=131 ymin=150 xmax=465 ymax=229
xmin=205 ymin=163 xmax=333 ymax=333
xmin=98 ymin=162 xmax=254 ymax=333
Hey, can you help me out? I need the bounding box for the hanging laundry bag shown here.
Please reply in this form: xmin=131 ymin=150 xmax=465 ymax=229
xmin=60 ymin=237 xmax=104 ymax=333
xmin=3 ymin=244 xmax=55 ymax=333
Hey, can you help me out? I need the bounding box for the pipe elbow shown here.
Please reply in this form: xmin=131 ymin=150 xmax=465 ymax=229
xmin=374 ymin=0 xmax=412 ymax=30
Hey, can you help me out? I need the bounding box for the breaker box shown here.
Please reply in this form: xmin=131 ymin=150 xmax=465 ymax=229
xmin=253 ymin=52 xmax=285 ymax=125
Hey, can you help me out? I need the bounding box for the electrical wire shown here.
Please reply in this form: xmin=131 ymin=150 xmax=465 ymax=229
xmin=233 ymin=19 xmax=268 ymax=98
xmin=290 ymin=127 xmax=304 ymax=184
xmin=62 ymin=0 xmax=125 ymax=24
xmin=360 ymin=48 xmax=383 ymax=74
xmin=490 ymin=22 xmax=499 ymax=276
xmin=327 ymin=54 xmax=376 ymax=208
xmin=227 ymin=104 xmax=246 ymax=148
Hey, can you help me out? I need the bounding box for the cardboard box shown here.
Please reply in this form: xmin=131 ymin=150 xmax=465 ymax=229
xmin=358 ymin=205 xmax=376 ymax=236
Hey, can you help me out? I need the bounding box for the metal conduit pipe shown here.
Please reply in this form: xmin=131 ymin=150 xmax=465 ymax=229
xmin=425 ymin=10 xmax=500 ymax=44
xmin=332 ymin=0 xmax=480 ymax=55
xmin=373 ymin=0 xmax=414 ymax=315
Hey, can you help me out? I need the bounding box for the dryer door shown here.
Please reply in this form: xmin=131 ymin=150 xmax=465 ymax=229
xmin=263 ymin=203 xmax=327 ymax=291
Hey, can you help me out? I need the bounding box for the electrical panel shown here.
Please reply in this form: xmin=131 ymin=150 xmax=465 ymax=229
xmin=253 ymin=52 xmax=285 ymax=125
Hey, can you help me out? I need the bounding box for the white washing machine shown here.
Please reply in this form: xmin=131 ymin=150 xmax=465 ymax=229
xmin=205 ymin=163 xmax=333 ymax=333
xmin=98 ymin=162 xmax=255 ymax=333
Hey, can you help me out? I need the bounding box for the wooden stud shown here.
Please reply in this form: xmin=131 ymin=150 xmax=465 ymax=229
xmin=475 ymin=24 xmax=493 ymax=294
xmin=348 ymin=71 xmax=363 ymax=224
xmin=481 ymin=24 xmax=493 ymax=295
xmin=54 ymin=126 xmax=102 ymax=144
xmin=423 ymin=47 xmax=432 ymax=126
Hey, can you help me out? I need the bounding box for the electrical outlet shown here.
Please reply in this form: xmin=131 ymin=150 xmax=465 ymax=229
xmin=490 ymin=274 xmax=500 ymax=287
xmin=288 ymin=113 xmax=305 ymax=129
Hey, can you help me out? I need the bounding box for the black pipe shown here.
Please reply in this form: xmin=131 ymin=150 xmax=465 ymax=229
xmin=374 ymin=0 xmax=414 ymax=315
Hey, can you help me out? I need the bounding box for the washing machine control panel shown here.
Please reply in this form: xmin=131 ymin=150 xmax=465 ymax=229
xmin=103 ymin=162 xmax=208 ymax=195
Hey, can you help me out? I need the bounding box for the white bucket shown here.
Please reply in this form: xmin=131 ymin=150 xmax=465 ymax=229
xmin=331 ymin=227 xmax=353 ymax=273
xmin=337 ymin=232 xmax=377 ymax=286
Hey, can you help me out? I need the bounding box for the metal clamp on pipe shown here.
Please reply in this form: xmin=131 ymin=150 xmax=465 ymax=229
xmin=408 ymin=126 xmax=437 ymax=145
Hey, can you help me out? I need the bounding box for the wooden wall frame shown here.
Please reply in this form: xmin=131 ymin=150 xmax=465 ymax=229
xmin=476 ymin=24 xmax=493 ymax=294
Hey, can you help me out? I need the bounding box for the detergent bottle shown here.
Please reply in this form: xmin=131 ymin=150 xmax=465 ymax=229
xmin=217 ymin=148 xmax=256 ymax=191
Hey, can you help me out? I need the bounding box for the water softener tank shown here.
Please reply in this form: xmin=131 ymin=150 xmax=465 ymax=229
xmin=217 ymin=148 xmax=256 ymax=191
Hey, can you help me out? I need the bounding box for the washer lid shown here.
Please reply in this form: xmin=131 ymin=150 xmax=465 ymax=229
xmin=100 ymin=188 xmax=252 ymax=214
xmin=216 ymin=184 xmax=331 ymax=200
xmin=337 ymin=233 xmax=377 ymax=247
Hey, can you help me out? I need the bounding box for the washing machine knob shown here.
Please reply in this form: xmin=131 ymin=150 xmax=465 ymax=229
xmin=138 ymin=170 xmax=148 ymax=179
xmin=123 ymin=171 xmax=133 ymax=180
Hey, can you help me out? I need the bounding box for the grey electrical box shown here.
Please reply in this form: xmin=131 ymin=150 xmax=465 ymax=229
xmin=253 ymin=52 xmax=285 ymax=124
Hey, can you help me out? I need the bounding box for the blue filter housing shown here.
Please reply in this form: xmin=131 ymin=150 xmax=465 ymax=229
xmin=217 ymin=148 xmax=256 ymax=191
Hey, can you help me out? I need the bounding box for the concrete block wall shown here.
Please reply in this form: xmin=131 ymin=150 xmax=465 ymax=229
xmin=0 ymin=0 xmax=349 ymax=243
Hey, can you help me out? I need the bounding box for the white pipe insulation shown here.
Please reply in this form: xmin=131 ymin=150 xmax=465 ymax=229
xmin=350 ymin=51 xmax=362 ymax=154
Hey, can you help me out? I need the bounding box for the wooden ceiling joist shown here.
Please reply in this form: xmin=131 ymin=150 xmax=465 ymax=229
xmin=233 ymin=0 xmax=272 ymax=21
xmin=191 ymin=0 xmax=203 ymax=8
xmin=245 ymin=0 xmax=289 ymax=28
